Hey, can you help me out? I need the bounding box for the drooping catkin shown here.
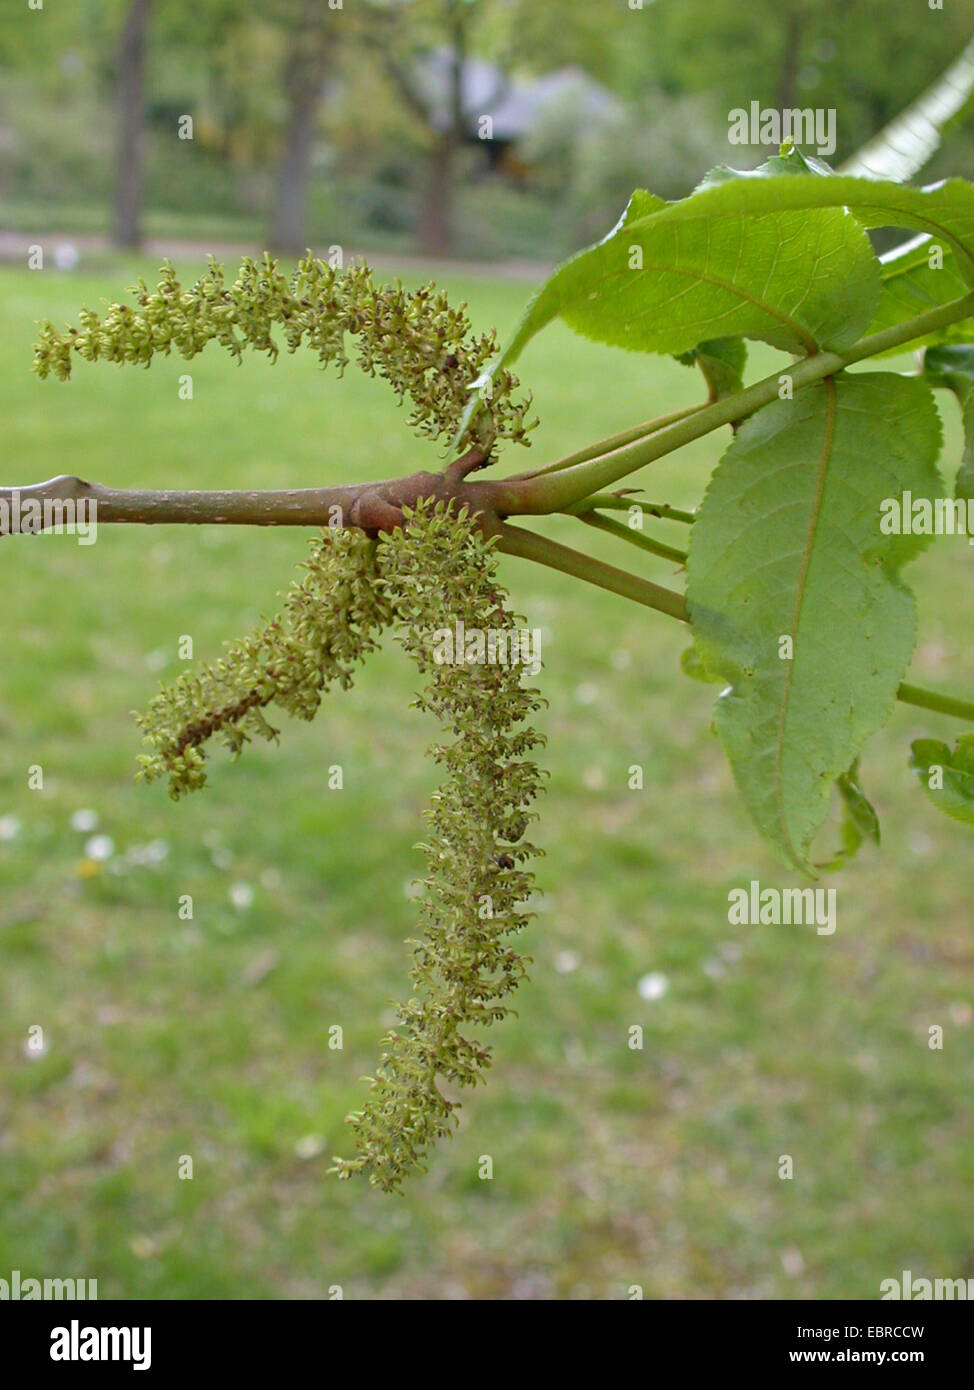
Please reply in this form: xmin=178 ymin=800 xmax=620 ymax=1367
xmin=135 ymin=527 xmax=393 ymax=799
xmin=33 ymin=253 xmax=536 ymax=456
xmin=136 ymin=503 xmax=546 ymax=1190
xmin=330 ymin=502 xmax=546 ymax=1191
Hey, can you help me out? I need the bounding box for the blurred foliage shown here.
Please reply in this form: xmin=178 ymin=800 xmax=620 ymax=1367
xmin=2 ymin=0 xmax=974 ymax=259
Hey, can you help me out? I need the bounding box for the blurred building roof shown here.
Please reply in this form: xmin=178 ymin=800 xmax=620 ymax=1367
xmin=417 ymin=49 xmax=619 ymax=141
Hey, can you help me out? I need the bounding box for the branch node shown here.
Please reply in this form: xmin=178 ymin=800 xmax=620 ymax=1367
xmin=445 ymin=447 xmax=489 ymax=484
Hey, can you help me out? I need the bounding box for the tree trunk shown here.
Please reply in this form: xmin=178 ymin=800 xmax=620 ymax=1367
xmin=112 ymin=0 xmax=153 ymax=251
xmin=270 ymin=21 xmax=331 ymax=254
xmin=418 ymin=133 xmax=455 ymax=258
xmin=776 ymin=5 xmax=804 ymax=112
xmin=417 ymin=0 xmax=466 ymax=258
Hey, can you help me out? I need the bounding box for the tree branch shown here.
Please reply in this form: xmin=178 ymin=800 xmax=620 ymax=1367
xmin=565 ymin=494 xmax=696 ymax=525
xmin=506 ymin=404 xmax=706 ymax=483
xmin=576 ymin=509 xmax=688 ymax=565
xmin=897 ymin=681 xmax=974 ymax=724
xmin=9 ymin=482 xmax=974 ymax=727
xmin=0 ymin=475 xmax=362 ymax=530
xmin=498 ymin=289 xmax=974 ymax=514
xmin=0 ymin=471 xmax=470 ymax=536
xmin=497 ymin=523 xmax=688 ymax=621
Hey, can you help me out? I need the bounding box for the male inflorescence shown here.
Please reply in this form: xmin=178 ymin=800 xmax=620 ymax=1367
xmin=33 ymin=252 xmax=536 ymax=455
xmin=136 ymin=505 xmax=546 ymax=1190
xmin=35 ymin=257 xmax=545 ymax=1189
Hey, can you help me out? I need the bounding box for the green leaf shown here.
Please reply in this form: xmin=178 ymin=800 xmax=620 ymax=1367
xmin=686 ymin=373 xmax=942 ymax=874
xmin=659 ymin=172 xmax=974 ymax=283
xmin=923 ymin=342 xmax=974 ymax=393
xmin=922 ymin=343 xmax=974 ymax=499
xmin=840 ymin=36 xmax=974 ymax=184
xmin=839 ymin=762 xmax=882 ymax=844
xmin=818 ymin=763 xmax=881 ymax=873
xmin=498 ymin=183 xmax=880 ymax=363
xmin=674 ymin=152 xmax=803 ymax=403
xmin=675 ymin=337 xmax=747 ymax=402
xmin=910 ymin=734 xmax=974 ymax=826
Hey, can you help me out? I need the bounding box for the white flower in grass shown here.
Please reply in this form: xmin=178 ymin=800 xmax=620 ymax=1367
xmin=84 ymin=834 xmax=115 ymax=862
xmin=127 ymin=840 xmax=169 ymax=867
xmin=637 ymin=971 xmax=668 ymax=1002
xmin=295 ymin=1134 xmax=326 ymax=1160
xmin=229 ymin=882 xmax=254 ymax=910
xmin=70 ymin=809 xmax=99 ymax=833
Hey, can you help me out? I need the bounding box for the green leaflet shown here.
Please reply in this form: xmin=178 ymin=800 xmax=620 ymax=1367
xmin=680 ymin=643 xmax=722 ymax=684
xmin=923 ymin=341 xmax=974 ymax=390
xmin=702 ymin=148 xmax=974 ymax=351
xmin=675 ymin=337 xmax=748 ymax=402
xmin=922 ymin=343 xmax=974 ymax=499
xmin=910 ymin=735 xmax=974 ymax=826
xmin=837 ymin=765 xmax=881 ymax=848
xmin=818 ymin=762 xmax=882 ymax=873
xmin=496 ymin=189 xmax=879 ymax=362
xmin=686 ymin=373 xmax=943 ymax=874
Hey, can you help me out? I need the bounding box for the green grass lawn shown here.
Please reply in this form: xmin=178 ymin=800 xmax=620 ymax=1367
xmin=1 ymin=253 xmax=972 ymax=1300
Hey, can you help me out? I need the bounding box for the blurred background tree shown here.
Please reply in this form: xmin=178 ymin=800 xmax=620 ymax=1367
xmin=113 ymin=0 xmax=152 ymax=249
xmin=2 ymin=0 xmax=973 ymax=260
xmin=270 ymin=0 xmax=337 ymax=253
